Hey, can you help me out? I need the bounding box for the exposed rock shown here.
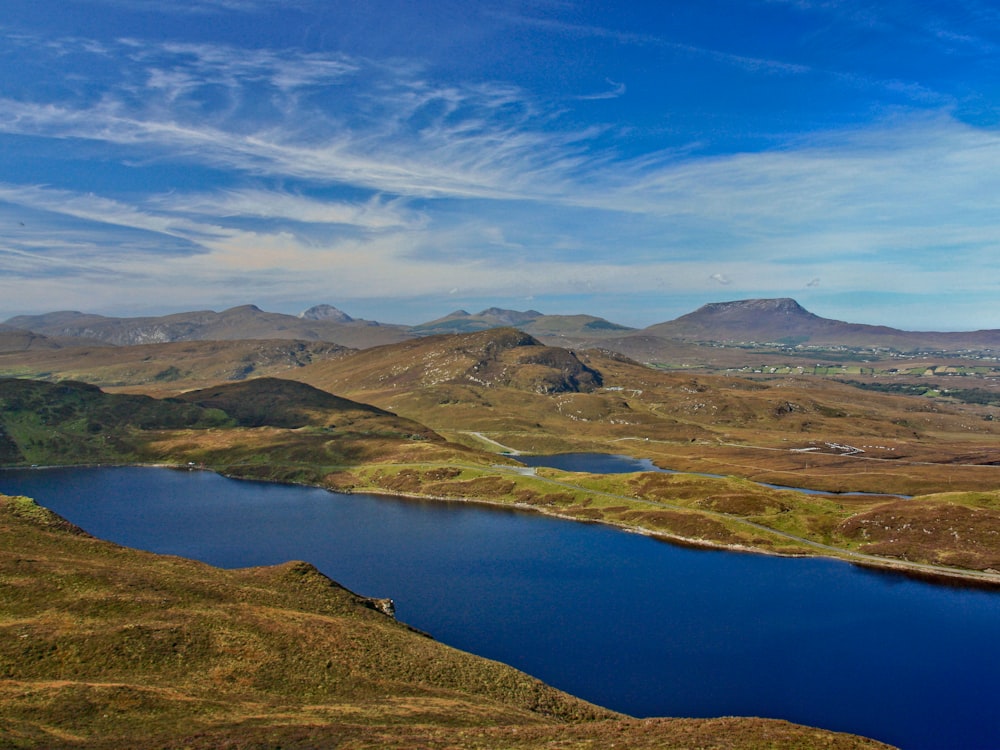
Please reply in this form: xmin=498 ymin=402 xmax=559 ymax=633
xmin=298 ymin=304 xmax=354 ymax=323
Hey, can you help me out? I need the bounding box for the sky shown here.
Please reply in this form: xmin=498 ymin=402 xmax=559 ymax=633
xmin=1 ymin=0 xmax=999 ymax=330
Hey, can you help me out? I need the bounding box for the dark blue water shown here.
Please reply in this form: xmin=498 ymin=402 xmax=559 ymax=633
xmin=515 ymin=452 xmax=663 ymax=474
xmin=3 ymin=466 xmax=999 ymax=750
xmin=515 ymin=452 xmax=910 ymax=497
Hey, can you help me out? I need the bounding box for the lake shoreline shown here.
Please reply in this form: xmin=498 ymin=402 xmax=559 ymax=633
xmin=349 ymin=484 xmax=1000 ymax=590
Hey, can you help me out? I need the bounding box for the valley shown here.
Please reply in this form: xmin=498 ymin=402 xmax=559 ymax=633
xmin=2 ymin=297 xmax=999 ymax=747
xmin=2 ymin=300 xmax=999 ymax=581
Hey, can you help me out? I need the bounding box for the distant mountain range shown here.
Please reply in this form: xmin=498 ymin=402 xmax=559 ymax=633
xmin=3 ymin=304 xmax=409 ymax=350
xmin=4 ymin=298 xmax=999 ymax=358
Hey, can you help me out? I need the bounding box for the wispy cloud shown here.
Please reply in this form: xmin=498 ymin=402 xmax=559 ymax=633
xmin=76 ymin=0 xmax=312 ymax=14
xmin=152 ymin=190 xmax=421 ymax=230
xmin=499 ymin=11 xmax=811 ymax=75
xmin=576 ymin=78 xmax=626 ymax=101
xmin=1 ymin=20 xmax=999 ymax=327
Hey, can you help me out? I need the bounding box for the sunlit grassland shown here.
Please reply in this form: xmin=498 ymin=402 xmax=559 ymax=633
xmin=310 ymin=459 xmax=1000 ymax=575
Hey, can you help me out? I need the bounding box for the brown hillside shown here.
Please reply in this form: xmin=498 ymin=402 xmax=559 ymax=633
xmin=0 ymin=338 xmax=352 ymax=395
xmin=290 ymin=329 xmax=1000 ymax=494
xmin=176 ymin=377 xmax=439 ymax=438
xmin=295 ymin=327 xmax=602 ymax=395
xmin=0 ymin=493 xmax=896 ymax=749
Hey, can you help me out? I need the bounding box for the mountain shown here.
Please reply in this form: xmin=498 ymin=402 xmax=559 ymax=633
xmin=411 ymin=307 xmax=635 ymax=341
xmin=410 ymin=307 xmax=545 ymax=335
xmin=0 ymin=326 xmax=102 ymax=353
xmin=4 ymin=304 xmax=412 ymax=350
xmin=638 ymin=298 xmax=1000 ymax=351
xmin=297 ymin=303 xmax=354 ymax=323
xmin=7 ymin=299 xmax=1000 ymax=361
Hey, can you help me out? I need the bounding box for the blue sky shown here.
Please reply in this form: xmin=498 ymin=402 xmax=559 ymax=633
xmin=1 ymin=0 xmax=999 ymax=330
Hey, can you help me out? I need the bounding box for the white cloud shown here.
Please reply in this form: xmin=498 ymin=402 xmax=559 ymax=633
xmin=153 ymin=189 xmax=421 ymax=230
xmin=576 ymin=79 xmax=627 ymax=101
xmin=2 ymin=31 xmax=1000 ymax=327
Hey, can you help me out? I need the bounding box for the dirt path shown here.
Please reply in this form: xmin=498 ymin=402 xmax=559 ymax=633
xmin=462 ymin=431 xmax=523 ymax=455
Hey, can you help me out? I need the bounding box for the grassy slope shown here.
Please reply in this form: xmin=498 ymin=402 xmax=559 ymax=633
xmin=0 ymin=493 xmax=895 ymax=750
xmin=0 ymin=376 xmax=492 ymax=486
xmin=288 ymin=331 xmax=1000 ymax=494
xmin=0 ymin=378 xmax=233 ymax=466
xmin=0 ymin=337 xmax=352 ymax=395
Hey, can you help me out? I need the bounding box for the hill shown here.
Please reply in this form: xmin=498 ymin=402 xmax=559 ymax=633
xmin=175 ymin=377 xmax=438 ymax=436
xmin=0 ymin=377 xmax=455 ymax=474
xmin=0 ymin=493 xmax=893 ymax=749
xmin=296 ymin=328 xmax=603 ymax=396
xmin=4 ymin=305 xmax=412 ymax=350
xmin=289 ymin=328 xmax=1000 ymax=496
xmin=0 ymin=338 xmax=352 ymax=394
xmin=0 ymin=326 xmax=111 ymax=353
xmin=410 ymin=307 xmax=545 ymax=335
xmin=410 ymin=307 xmax=634 ymax=339
xmin=0 ymin=378 xmax=233 ymax=465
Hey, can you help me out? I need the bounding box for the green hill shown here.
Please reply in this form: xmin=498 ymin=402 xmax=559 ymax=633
xmin=0 ymin=378 xmax=232 ymax=466
xmin=0 ymin=377 xmax=465 ymax=479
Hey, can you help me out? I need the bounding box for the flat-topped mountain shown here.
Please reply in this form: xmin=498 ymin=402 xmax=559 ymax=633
xmin=638 ymin=298 xmax=1000 ymax=351
xmin=644 ymin=298 xmax=896 ymax=345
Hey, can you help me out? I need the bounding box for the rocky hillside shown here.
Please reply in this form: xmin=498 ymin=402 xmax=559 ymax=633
xmin=297 ymin=328 xmax=603 ymax=396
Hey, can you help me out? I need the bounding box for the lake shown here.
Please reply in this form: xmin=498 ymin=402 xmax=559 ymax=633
xmin=514 ymin=452 xmax=911 ymax=497
xmin=2 ymin=465 xmax=998 ymax=750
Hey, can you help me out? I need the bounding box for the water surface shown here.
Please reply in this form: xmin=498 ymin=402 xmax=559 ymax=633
xmin=514 ymin=452 xmax=910 ymax=497
xmin=2 ymin=466 xmax=998 ymax=750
